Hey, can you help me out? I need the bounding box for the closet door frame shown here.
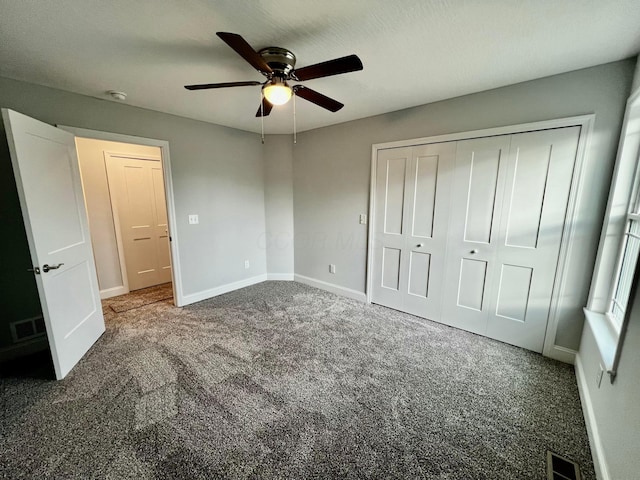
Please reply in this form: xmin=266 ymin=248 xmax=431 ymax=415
xmin=367 ymin=114 xmax=595 ymax=362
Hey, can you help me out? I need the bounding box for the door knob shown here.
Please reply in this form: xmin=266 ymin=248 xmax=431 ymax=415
xmin=416 ymin=243 xmax=424 ymax=247
xmin=470 ymin=249 xmax=478 ymax=254
xmin=42 ymin=263 xmax=64 ymax=273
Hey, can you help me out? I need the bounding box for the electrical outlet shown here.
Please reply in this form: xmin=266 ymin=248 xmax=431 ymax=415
xmin=329 ymin=264 xmax=336 ymax=274
xmin=596 ymin=366 xmax=604 ymax=388
xmin=188 ymin=214 xmax=199 ymax=224
xmin=244 ymin=260 xmax=250 ymax=269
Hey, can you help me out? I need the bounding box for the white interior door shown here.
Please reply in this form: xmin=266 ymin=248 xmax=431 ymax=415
xmin=106 ymin=155 xmax=171 ymax=291
xmin=486 ymin=127 xmax=581 ymax=350
xmin=441 ymin=135 xmax=512 ymax=335
xmin=2 ymin=109 xmax=105 ymax=379
xmin=441 ymin=128 xmax=580 ymax=351
xmin=371 ymin=142 xmax=455 ymax=319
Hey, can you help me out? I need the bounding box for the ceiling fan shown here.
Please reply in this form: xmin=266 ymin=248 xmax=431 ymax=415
xmin=184 ymin=32 xmax=363 ymax=117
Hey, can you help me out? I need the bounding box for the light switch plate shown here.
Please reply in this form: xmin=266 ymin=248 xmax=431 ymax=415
xmin=188 ymin=214 xmax=199 ymax=224
xmin=329 ymin=264 xmax=336 ymax=274
xmin=359 ymin=214 xmax=367 ymax=225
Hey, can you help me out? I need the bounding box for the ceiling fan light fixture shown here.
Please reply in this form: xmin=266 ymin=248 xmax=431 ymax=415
xmin=263 ymin=81 xmax=292 ymax=106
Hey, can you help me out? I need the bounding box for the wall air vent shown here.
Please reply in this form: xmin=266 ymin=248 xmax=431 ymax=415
xmin=10 ymin=316 xmax=46 ymax=343
xmin=547 ymin=451 xmax=581 ymax=480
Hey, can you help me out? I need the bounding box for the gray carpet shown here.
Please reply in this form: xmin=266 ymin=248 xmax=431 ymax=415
xmin=0 ymin=281 xmax=594 ymax=479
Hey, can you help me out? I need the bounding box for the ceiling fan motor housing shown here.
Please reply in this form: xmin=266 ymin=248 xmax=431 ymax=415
xmin=259 ymin=47 xmax=296 ymax=77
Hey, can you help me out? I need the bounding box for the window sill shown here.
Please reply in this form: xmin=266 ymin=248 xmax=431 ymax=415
xmin=583 ymin=308 xmax=618 ymax=372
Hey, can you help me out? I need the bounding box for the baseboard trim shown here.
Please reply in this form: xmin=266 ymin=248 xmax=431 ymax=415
xmin=267 ymin=273 xmax=294 ymax=281
xmin=575 ymin=353 xmax=610 ymax=480
xmin=0 ymin=337 xmax=48 ymax=362
xmin=546 ymin=345 xmax=577 ymax=364
xmin=181 ymin=274 xmax=268 ymax=306
xmin=294 ymin=274 xmax=367 ymax=302
xmin=100 ymin=285 xmax=128 ymax=300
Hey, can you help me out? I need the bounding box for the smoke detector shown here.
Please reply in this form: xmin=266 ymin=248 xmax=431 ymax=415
xmin=107 ymin=90 xmax=127 ymax=101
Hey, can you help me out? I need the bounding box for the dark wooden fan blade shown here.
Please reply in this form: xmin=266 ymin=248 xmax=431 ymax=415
xmin=216 ymin=32 xmax=272 ymax=74
xmin=293 ymin=85 xmax=343 ymax=112
xmin=185 ymin=81 xmax=262 ymax=90
xmin=292 ymin=54 xmax=363 ymax=81
xmin=255 ymin=97 xmax=274 ymax=117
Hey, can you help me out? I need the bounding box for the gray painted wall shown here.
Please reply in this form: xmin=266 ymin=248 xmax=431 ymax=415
xmin=632 ymin=57 xmax=640 ymax=93
xmin=0 ymin=76 xmax=267 ymax=348
xmin=293 ymin=59 xmax=635 ymax=351
xmin=576 ymin=60 xmax=640 ymax=480
xmin=578 ymin=286 xmax=640 ymax=479
xmin=263 ymin=135 xmax=294 ymax=275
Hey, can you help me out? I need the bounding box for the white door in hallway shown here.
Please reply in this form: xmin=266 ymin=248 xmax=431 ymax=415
xmin=371 ymin=142 xmax=456 ymax=319
xmin=441 ymin=127 xmax=581 ymax=351
xmin=106 ymin=155 xmax=172 ymax=291
xmin=2 ymin=109 xmax=105 ymax=379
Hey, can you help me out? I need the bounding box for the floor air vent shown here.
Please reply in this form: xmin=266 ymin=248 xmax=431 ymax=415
xmin=547 ymin=451 xmax=581 ymax=480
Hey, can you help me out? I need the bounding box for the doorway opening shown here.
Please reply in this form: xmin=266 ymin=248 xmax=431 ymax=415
xmin=75 ymin=139 xmax=170 ymax=294
xmin=73 ymin=137 xmax=176 ymax=312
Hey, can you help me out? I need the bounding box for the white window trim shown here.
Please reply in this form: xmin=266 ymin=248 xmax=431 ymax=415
xmin=585 ymin=86 xmax=640 ymax=379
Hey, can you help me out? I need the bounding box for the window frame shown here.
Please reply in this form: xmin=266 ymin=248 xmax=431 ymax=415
xmin=585 ymin=86 xmax=640 ymax=380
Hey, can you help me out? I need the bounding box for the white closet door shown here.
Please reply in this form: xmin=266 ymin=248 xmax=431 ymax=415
xmin=441 ymin=127 xmax=580 ymax=352
xmin=441 ymin=135 xmax=512 ymax=335
xmin=486 ymin=126 xmax=580 ymax=351
xmin=372 ymin=147 xmax=411 ymax=311
xmin=371 ymin=142 xmax=455 ymax=319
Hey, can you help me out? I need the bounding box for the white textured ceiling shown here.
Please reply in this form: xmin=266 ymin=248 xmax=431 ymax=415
xmin=1 ymin=0 xmax=639 ymax=134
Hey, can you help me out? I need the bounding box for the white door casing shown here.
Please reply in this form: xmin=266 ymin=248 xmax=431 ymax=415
xmin=371 ymin=142 xmax=456 ymax=319
xmin=2 ymin=109 xmax=105 ymax=379
xmin=106 ymin=155 xmax=172 ymax=291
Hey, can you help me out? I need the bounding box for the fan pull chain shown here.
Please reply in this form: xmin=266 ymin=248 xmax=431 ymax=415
xmin=293 ymin=91 xmax=297 ymax=144
xmin=260 ymin=90 xmax=265 ymax=144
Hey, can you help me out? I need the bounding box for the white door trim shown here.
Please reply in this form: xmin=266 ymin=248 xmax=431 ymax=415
xmin=367 ymin=114 xmax=595 ymax=360
xmin=57 ymin=126 xmax=185 ymax=307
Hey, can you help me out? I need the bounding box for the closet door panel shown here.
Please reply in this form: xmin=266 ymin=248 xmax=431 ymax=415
xmin=383 ymin=156 xmax=407 ymax=235
xmin=441 ymin=135 xmax=511 ymax=334
xmin=411 ymin=154 xmax=439 ymax=238
xmin=457 ymin=258 xmax=488 ymax=311
xmin=402 ymin=143 xmax=455 ymax=319
xmin=381 ymin=247 xmax=402 ymax=290
xmin=371 ymin=142 xmax=455 ymax=319
xmin=372 ymin=148 xmax=412 ymax=310
xmin=408 ymin=251 xmax=431 ymax=297
xmin=463 ymin=148 xmax=502 ymax=244
xmin=487 ymin=126 xmax=581 ymax=351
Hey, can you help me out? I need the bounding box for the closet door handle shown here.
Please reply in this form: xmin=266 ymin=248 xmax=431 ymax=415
xmin=416 ymin=243 xmax=424 ymax=248
xmin=470 ymin=249 xmax=478 ymax=254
